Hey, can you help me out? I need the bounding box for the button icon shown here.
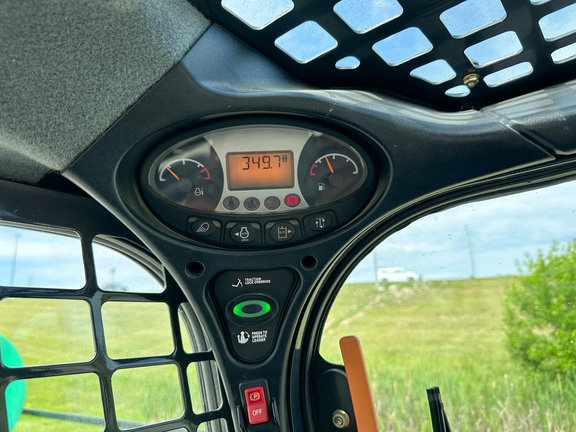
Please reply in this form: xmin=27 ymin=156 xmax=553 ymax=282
xmin=196 ymin=222 xmax=210 ymax=233
xmin=237 ymin=331 xmax=250 ymax=344
xmin=249 ymin=391 xmax=261 ymax=402
xmin=239 ymin=226 xmax=250 ymax=239
xmin=230 ymin=223 xmax=259 ymax=244
xmin=278 ymin=226 xmax=290 ymax=239
xmin=308 ymin=212 xmax=334 ymax=232
xmin=270 ymin=222 xmax=297 ymax=242
xmin=189 ymin=219 xmax=220 ymax=238
xmin=314 ymin=217 xmax=326 ymax=230
xmin=223 ymin=196 xmax=240 ymax=211
xmin=264 ymin=196 xmax=281 ymax=210
xmin=232 ymin=279 xmax=243 ymax=288
xmin=244 ymin=197 xmax=260 ymax=211
xmin=284 ymin=194 xmax=300 ymax=208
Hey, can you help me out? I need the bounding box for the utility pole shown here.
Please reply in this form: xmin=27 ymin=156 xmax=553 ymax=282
xmin=464 ymin=226 xmax=476 ymax=279
xmin=10 ymin=233 xmax=21 ymax=286
xmin=373 ymin=249 xmax=379 ymax=284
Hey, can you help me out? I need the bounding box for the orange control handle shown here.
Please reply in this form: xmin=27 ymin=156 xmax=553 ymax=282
xmin=339 ymin=336 xmax=379 ymax=432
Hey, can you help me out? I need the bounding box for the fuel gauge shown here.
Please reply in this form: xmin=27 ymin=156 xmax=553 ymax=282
xmin=299 ymin=136 xmax=367 ymax=207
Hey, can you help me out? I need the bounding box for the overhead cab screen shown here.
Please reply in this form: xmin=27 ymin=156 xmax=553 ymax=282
xmin=227 ymin=151 xmax=294 ymax=190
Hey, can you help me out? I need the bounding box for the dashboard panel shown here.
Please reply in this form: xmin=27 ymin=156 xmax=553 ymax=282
xmin=140 ymin=121 xmax=377 ymax=248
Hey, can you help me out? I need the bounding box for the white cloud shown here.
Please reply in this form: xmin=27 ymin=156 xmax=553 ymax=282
xmin=349 ymin=180 xmax=576 ymax=283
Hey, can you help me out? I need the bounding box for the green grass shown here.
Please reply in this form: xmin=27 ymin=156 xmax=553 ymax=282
xmin=0 ymin=299 xmax=204 ymax=431
xmin=3 ymin=278 xmax=576 ymax=431
xmin=321 ymin=277 xmax=576 ymax=432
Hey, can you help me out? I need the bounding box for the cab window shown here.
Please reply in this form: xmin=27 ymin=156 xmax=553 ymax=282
xmin=321 ymin=180 xmax=576 ymax=431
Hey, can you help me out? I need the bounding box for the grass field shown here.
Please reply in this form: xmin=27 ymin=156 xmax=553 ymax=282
xmin=0 ymin=299 xmax=204 ymax=431
xmin=321 ymin=277 xmax=576 ymax=432
xmin=2 ymin=277 xmax=576 ymax=431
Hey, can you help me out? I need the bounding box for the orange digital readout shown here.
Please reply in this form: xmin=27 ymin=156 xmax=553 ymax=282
xmin=227 ymin=152 xmax=294 ymax=190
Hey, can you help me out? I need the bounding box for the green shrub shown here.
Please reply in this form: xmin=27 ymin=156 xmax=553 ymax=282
xmin=504 ymin=240 xmax=576 ymax=373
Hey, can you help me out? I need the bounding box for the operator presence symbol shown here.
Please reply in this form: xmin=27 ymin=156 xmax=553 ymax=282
xmin=315 ymin=217 xmax=326 ymax=230
xmin=196 ymin=222 xmax=210 ymax=233
xmin=194 ymin=187 xmax=204 ymax=196
xmin=232 ymin=279 xmax=243 ymax=288
xmin=277 ymin=226 xmax=292 ymax=239
xmin=238 ymin=331 xmax=250 ymax=344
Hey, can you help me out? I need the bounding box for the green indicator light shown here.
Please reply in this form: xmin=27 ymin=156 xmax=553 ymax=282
xmin=233 ymin=300 xmax=271 ymax=318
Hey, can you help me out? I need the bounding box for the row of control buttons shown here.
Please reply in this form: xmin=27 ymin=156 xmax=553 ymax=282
xmin=222 ymin=194 xmax=300 ymax=211
xmin=187 ymin=211 xmax=336 ymax=246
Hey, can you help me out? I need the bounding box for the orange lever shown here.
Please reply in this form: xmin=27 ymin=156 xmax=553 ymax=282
xmin=339 ymin=336 xmax=379 ymax=432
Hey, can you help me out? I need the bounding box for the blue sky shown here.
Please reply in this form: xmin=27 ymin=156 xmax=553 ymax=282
xmin=348 ymin=179 xmax=576 ymax=283
xmin=0 ymin=228 xmax=161 ymax=292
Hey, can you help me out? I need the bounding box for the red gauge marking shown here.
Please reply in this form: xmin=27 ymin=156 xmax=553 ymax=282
xmin=201 ymin=167 xmax=211 ymax=180
xmin=310 ymin=164 xmax=318 ymax=176
xmin=166 ymin=166 xmax=180 ymax=181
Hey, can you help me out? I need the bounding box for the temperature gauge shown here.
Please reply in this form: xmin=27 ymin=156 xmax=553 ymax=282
xmin=150 ymin=139 xmax=224 ymax=212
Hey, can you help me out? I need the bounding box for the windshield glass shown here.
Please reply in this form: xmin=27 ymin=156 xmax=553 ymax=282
xmin=321 ymin=179 xmax=576 ymax=431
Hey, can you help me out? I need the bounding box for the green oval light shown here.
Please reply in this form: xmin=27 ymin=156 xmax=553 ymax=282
xmin=233 ymin=300 xmax=271 ymax=318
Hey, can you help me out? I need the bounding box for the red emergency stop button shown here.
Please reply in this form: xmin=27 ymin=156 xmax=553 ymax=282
xmin=244 ymin=386 xmax=269 ymax=425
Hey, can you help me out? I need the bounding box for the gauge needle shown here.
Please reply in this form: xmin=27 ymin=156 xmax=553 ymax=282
xmin=166 ymin=166 xmax=180 ymax=180
xmin=325 ymin=157 xmax=334 ymax=174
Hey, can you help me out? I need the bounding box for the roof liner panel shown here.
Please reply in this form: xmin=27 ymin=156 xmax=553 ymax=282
xmin=0 ymin=0 xmax=210 ymax=185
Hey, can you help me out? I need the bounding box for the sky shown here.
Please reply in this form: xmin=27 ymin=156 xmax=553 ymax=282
xmin=347 ymin=179 xmax=576 ymax=283
xmin=2 ymin=179 xmax=576 ymax=287
xmin=0 ymin=228 xmax=161 ymax=292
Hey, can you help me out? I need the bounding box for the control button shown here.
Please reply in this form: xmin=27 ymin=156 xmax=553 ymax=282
xmin=211 ymin=269 xmax=296 ymax=362
xmin=248 ymin=390 xmax=261 ymax=402
xmin=226 ymin=223 xmax=262 ymax=246
xmin=223 ymin=196 xmax=240 ymax=211
xmin=245 ymin=386 xmax=269 ymax=425
xmin=244 ymin=197 xmax=260 ymax=211
xmin=309 ymin=212 xmax=333 ymax=231
xmin=304 ymin=211 xmax=337 ymax=238
xmin=191 ymin=220 xmax=218 ymax=236
xmin=231 ymin=224 xmax=256 ymax=243
xmin=284 ymin=194 xmax=300 ymax=208
xmin=264 ymin=196 xmax=281 ymax=210
xmin=187 ymin=218 xmax=221 ymax=242
xmin=233 ymin=300 xmax=272 ymax=319
xmin=270 ymin=222 xmax=296 ymax=242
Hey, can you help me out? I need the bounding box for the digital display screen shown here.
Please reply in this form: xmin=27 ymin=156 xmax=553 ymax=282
xmin=227 ymin=151 xmax=294 ymax=190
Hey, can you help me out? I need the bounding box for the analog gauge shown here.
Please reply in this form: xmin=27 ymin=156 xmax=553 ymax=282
xmin=299 ymin=136 xmax=367 ymax=207
xmin=150 ymin=139 xmax=224 ymax=212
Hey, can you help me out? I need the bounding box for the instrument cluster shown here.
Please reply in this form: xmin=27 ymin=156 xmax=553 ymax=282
xmin=140 ymin=122 xmax=375 ymax=247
